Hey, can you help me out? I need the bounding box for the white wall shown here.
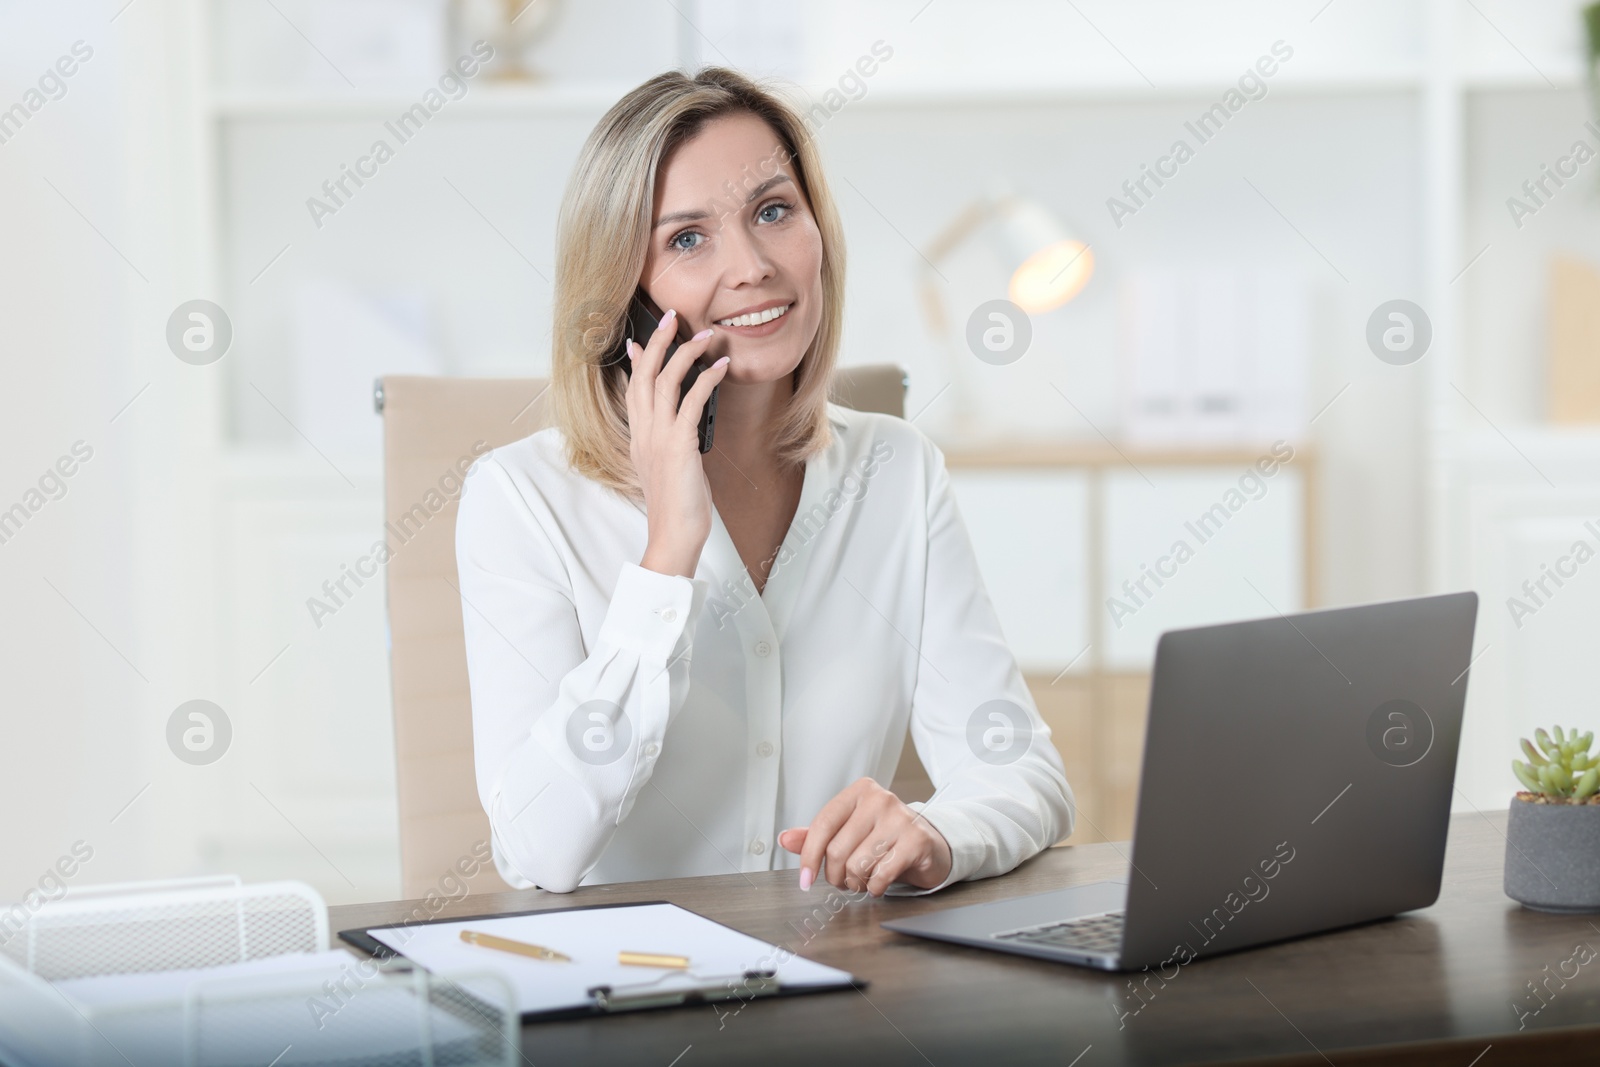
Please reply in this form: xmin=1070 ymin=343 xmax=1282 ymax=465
xmin=1 ymin=0 xmax=165 ymax=897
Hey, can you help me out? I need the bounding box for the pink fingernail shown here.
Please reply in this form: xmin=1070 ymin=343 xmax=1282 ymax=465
xmin=692 ymin=327 xmax=713 ymax=340
xmin=624 ymin=338 xmax=634 ymax=359
xmin=659 ymin=308 xmax=676 ymax=329
xmin=799 ymin=867 xmax=813 ymax=891
xmin=713 ymin=356 xmax=729 ymax=367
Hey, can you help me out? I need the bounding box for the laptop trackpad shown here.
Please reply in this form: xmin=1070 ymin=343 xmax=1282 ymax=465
xmin=885 ymin=880 xmax=1130 ymax=940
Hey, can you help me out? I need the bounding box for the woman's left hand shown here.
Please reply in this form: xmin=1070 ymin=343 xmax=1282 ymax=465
xmin=777 ymin=778 xmax=953 ymax=896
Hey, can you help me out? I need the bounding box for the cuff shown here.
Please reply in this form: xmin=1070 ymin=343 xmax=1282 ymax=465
xmin=882 ymin=800 xmax=984 ymax=897
xmin=598 ymin=562 xmax=706 ymax=662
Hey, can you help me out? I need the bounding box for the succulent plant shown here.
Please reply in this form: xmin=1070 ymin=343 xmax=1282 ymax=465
xmin=1512 ymin=726 xmax=1599 ymax=800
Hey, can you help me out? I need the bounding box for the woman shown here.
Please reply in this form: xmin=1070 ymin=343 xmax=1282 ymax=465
xmin=456 ymin=66 xmax=1074 ymax=897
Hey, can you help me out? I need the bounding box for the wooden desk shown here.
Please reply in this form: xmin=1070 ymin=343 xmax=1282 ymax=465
xmin=330 ymin=812 xmax=1600 ymax=1065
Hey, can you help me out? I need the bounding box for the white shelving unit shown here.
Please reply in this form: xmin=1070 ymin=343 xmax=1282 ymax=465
xmin=162 ymin=0 xmax=1600 ymax=897
xmin=1415 ymin=1 xmax=1600 ymax=811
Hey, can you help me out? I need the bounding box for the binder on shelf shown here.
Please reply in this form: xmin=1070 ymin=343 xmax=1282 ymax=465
xmin=1119 ymin=265 xmax=1310 ymax=447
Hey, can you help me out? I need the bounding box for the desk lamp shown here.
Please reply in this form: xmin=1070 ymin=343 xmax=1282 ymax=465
xmin=916 ymin=185 xmax=1094 ymax=438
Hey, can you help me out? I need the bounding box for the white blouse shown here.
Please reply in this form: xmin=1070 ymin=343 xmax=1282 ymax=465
xmin=455 ymin=401 xmax=1075 ymax=894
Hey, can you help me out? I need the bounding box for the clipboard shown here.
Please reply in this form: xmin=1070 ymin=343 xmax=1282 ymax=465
xmin=338 ymin=899 xmax=863 ymax=1021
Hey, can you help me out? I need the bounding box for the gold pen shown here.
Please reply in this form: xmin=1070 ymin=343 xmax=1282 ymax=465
xmin=459 ymin=929 xmax=572 ymax=962
xmin=618 ymin=950 xmax=690 ymax=969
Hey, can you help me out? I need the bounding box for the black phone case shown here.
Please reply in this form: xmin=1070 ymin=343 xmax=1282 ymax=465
xmin=612 ymin=292 xmax=718 ymax=454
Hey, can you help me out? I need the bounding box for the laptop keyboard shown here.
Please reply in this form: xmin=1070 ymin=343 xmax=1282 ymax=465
xmin=995 ymin=911 xmax=1125 ymax=953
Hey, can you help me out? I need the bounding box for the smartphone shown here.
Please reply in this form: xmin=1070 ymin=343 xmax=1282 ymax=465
xmin=610 ymin=290 xmax=719 ymax=454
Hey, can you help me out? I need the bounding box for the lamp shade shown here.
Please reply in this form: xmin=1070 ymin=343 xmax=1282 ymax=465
xmin=991 ymin=196 xmax=1094 ymax=313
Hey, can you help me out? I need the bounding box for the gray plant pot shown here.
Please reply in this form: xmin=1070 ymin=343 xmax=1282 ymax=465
xmin=1505 ymin=799 xmax=1600 ymax=913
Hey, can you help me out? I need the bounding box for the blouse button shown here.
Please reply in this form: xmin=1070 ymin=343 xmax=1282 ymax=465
xmin=644 ymin=742 xmax=660 ymax=757
xmin=750 ymin=839 xmax=766 ymax=855
xmin=754 ymin=640 xmax=771 ymax=657
xmin=661 ymin=608 xmax=677 ymax=623
xmin=756 ymin=741 xmax=774 ymax=758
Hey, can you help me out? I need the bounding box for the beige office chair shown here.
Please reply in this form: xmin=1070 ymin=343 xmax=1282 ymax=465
xmin=378 ymin=364 xmax=926 ymax=898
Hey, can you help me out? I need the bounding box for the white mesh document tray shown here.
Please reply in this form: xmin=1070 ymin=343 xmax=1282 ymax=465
xmin=0 ymin=875 xmax=516 ymax=1067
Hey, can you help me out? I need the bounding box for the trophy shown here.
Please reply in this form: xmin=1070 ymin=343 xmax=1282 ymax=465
xmin=453 ymin=0 xmax=564 ymax=82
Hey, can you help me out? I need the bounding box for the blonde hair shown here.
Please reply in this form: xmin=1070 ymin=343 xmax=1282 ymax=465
xmin=551 ymin=66 xmax=846 ymax=499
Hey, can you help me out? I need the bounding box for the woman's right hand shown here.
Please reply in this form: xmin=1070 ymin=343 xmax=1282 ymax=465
xmin=627 ymin=307 xmax=730 ymax=580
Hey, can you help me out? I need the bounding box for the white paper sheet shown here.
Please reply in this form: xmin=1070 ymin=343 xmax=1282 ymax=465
xmin=368 ymin=902 xmax=854 ymax=1016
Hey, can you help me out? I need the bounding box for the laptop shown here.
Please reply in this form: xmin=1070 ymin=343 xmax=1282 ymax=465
xmin=883 ymin=591 xmax=1479 ymax=972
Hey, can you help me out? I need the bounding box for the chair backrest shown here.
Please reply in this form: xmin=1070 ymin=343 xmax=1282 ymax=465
xmin=380 ymin=364 xmax=914 ymax=898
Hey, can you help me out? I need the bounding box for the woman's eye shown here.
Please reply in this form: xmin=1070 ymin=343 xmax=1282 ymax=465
xmin=669 ymin=230 xmax=703 ymax=253
xmin=758 ymin=200 xmax=792 ymax=224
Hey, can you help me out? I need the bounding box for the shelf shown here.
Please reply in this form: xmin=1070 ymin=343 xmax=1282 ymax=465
xmin=860 ymin=70 xmax=1430 ymax=108
xmin=201 ymin=57 xmax=1600 ymax=123
xmin=1439 ymin=422 xmax=1600 ymax=440
xmin=206 ymin=81 xmax=637 ymax=119
xmin=1460 ymin=61 xmax=1590 ymax=90
xmin=204 ymin=69 xmax=1444 ymax=121
xmin=946 ymin=440 xmax=1310 ymax=469
xmin=1437 ymin=423 xmax=1600 ymax=459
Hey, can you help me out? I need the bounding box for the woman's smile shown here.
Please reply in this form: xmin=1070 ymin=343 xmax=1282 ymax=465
xmin=712 ymin=299 xmax=793 ymax=337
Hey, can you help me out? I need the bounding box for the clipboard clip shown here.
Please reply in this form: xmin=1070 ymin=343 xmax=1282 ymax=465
xmin=586 ymin=969 xmax=780 ymax=1013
